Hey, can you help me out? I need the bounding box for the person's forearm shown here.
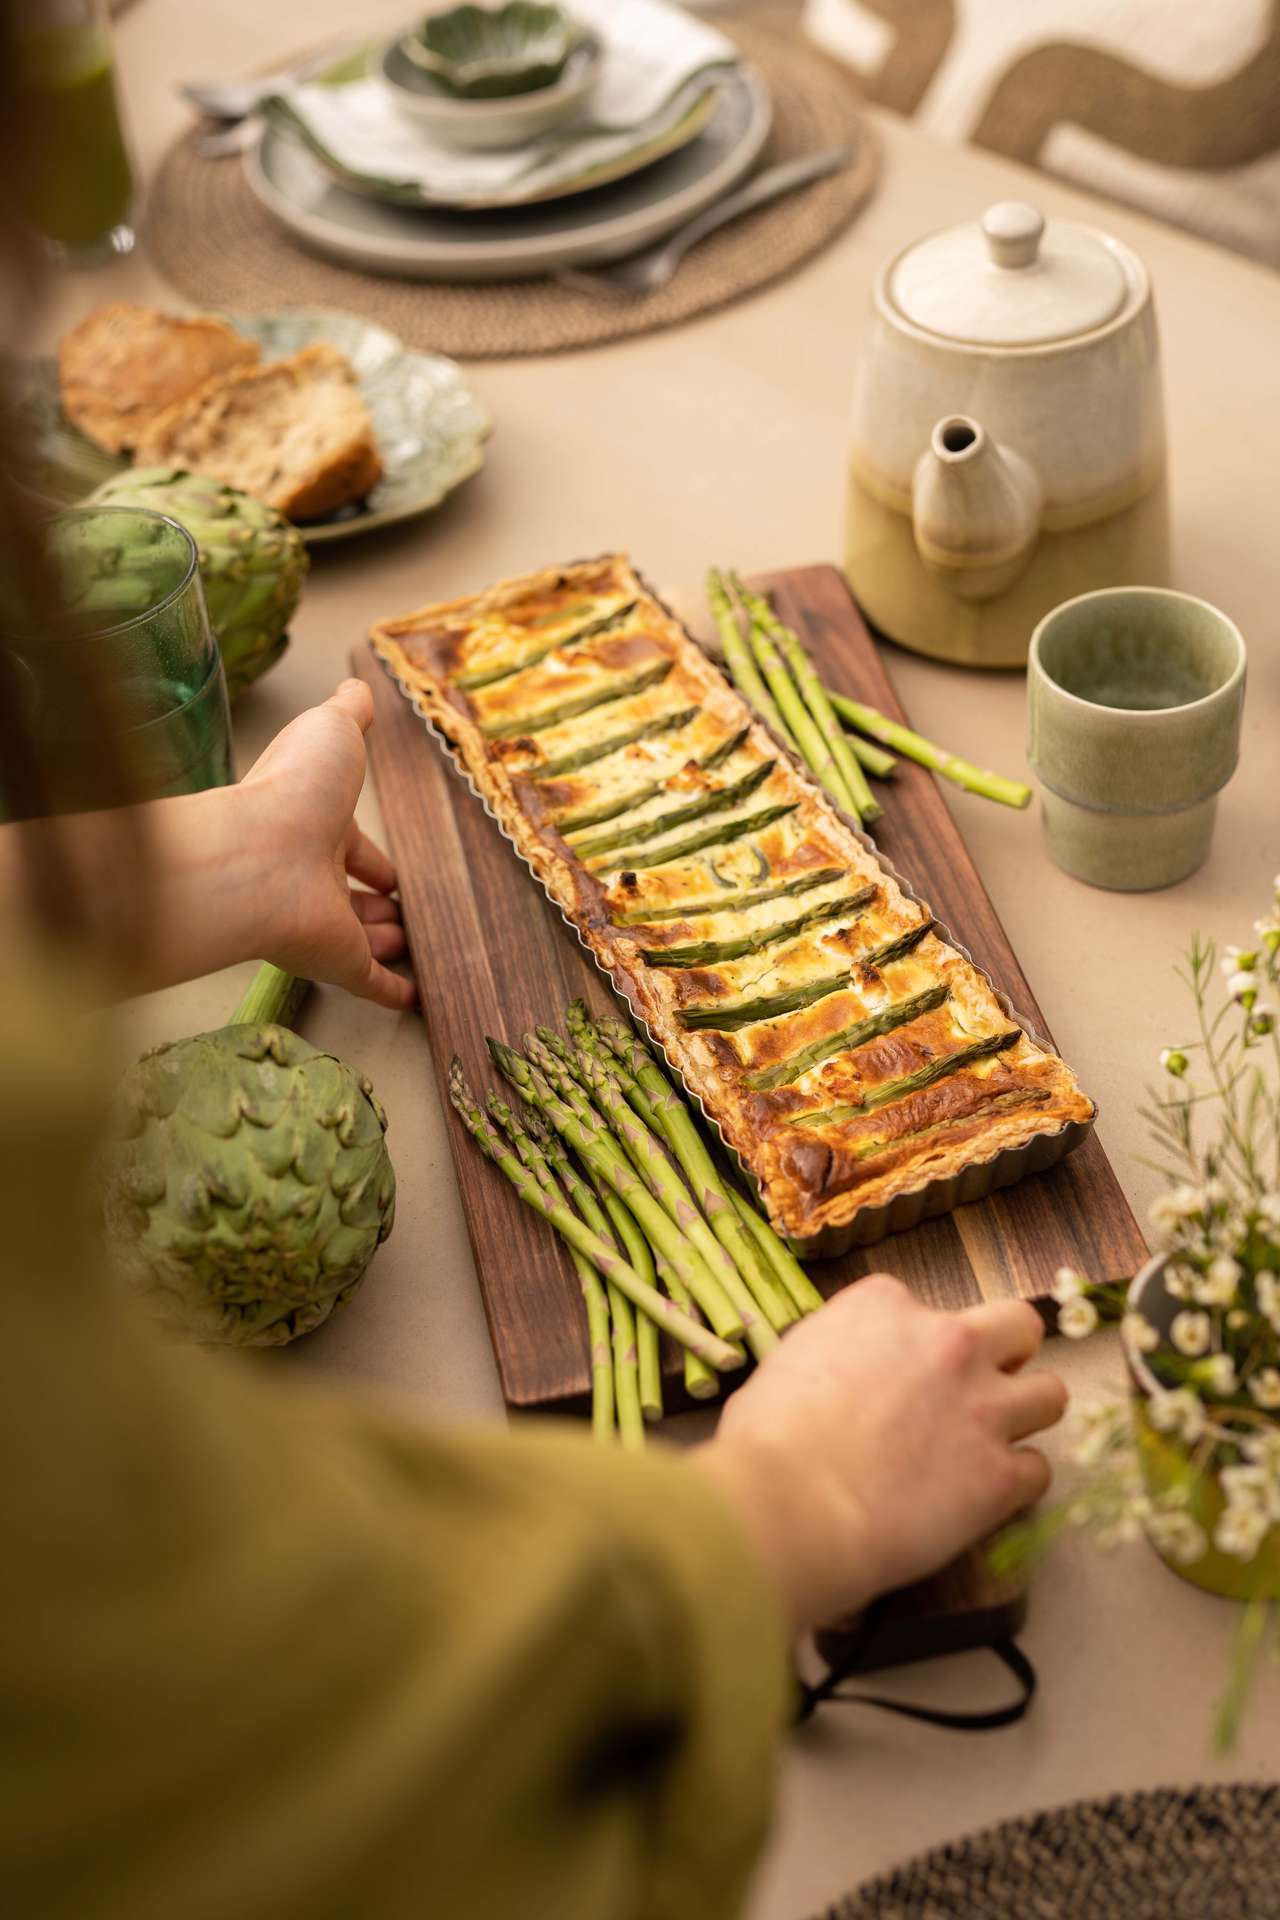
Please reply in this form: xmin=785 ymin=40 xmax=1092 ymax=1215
xmin=1 ymin=784 xmax=275 ymax=997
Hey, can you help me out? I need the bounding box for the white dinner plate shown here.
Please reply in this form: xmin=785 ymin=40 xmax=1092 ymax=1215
xmin=243 ymin=65 xmax=771 ymax=282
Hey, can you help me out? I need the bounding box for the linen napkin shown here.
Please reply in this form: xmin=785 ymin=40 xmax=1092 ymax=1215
xmin=264 ymin=0 xmax=739 ymax=209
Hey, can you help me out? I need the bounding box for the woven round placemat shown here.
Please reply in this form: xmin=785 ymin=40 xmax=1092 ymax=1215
xmin=813 ymin=1784 xmax=1280 ymax=1920
xmin=145 ymin=23 xmax=876 ymax=359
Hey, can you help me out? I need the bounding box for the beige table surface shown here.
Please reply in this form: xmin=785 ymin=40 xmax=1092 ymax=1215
xmin=37 ymin=1 xmax=1280 ymax=1911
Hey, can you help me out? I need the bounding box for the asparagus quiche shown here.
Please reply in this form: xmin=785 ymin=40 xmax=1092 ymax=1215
xmin=372 ymin=555 xmax=1094 ymax=1246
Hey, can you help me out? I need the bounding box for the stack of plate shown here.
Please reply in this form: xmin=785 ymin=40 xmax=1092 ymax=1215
xmin=246 ymin=40 xmax=772 ymax=283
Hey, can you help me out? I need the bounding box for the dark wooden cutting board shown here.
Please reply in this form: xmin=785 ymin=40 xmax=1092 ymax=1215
xmin=355 ymin=563 xmax=1146 ymax=1415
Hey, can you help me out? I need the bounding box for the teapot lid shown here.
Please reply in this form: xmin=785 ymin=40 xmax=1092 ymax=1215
xmin=887 ymin=202 xmax=1130 ymax=348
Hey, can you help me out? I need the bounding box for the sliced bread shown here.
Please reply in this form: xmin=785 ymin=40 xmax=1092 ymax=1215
xmin=58 ymin=304 xmax=261 ymax=455
xmin=132 ymin=342 xmax=382 ymax=522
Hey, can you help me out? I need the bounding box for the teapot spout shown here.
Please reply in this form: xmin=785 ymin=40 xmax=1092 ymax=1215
xmin=911 ymin=416 xmax=1042 ymax=602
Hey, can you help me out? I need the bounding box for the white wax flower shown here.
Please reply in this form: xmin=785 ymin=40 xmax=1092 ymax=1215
xmin=1146 ymin=1509 xmax=1207 ymax=1566
xmin=1121 ymin=1311 xmax=1159 ymax=1354
xmin=1214 ymin=1505 xmax=1269 ymax=1561
xmin=1057 ymin=1297 xmax=1098 ymax=1340
xmin=1196 ymin=1255 xmax=1240 ymax=1306
xmin=1163 ymin=1264 xmax=1193 ymax=1300
xmin=1147 ymin=1387 xmax=1206 ymax=1444
xmin=1248 ymin=1367 xmax=1280 ymax=1410
xmin=1051 ymin=1265 xmax=1085 ymax=1304
xmin=1244 ymin=1429 xmax=1280 ymax=1470
xmin=1200 ymin=1353 xmax=1237 ymax=1396
xmin=1170 ymin=1310 xmax=1212 ymax=1357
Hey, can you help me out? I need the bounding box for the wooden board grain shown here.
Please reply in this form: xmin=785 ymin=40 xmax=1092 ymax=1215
xmin=355 ymin=563 xmax=1147 ymax=1415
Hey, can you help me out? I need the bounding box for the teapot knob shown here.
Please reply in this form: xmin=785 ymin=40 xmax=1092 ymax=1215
xmin=982 ymin=202 xmax=1044 ymax=269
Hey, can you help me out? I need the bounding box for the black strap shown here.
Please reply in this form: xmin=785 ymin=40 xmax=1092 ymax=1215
xmin=794 ymin=1637 xmax=1037 ymax=1730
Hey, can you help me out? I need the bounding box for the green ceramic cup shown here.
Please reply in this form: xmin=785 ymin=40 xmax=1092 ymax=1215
xmin=1027 ymin=587 xmax=1246 ymax=891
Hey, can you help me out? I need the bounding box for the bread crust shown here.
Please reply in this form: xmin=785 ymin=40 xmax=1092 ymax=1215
xmin=57 ymin=303 xmax=261 ymax=455
xmin=133 ymin=343 xmax=383 ymax=520
xmin=372 ymin=556 xmax=1095 ymax=1243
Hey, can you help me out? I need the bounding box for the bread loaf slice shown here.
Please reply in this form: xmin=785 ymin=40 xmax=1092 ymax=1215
xmin=133 ymin=343 xmax=383 ymax=521
xmin=58 ymin=303 xmax=261 ymax=454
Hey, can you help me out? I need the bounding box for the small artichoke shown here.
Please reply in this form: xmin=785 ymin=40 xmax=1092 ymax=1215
xmin=87 ymin=466 xmax=309 ymax=699
xmin=103 ymin=1021 xmax=395 ymax=1347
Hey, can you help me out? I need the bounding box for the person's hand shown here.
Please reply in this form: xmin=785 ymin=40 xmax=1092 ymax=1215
xmin=239 ymin=679 xmax=415 ymax=1012
xmin=692 ymin=1275 xmax=1066 ymax=1632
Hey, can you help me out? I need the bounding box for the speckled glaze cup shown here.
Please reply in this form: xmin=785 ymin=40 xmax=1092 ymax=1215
xmin=1028 ymin=587 xmax=1246 ymax=891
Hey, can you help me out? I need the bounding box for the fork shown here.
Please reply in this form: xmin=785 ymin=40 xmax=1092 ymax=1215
xmin=554 ymin=146 xmax=853 ymax=297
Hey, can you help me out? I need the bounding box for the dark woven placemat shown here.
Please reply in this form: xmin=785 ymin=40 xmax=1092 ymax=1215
xmin=144 ymin=22 xmax=876 ymax=359
xmin=814 ymin=1784 xmax=1280 ymax=1920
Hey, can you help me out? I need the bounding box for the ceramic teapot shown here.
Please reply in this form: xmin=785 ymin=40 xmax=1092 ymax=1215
xmin=845 ymin=201 xmax=1169 ymax=668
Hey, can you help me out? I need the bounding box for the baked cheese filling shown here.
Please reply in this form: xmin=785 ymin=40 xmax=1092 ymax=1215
xmin=373 ymin=556 xmax=1094 ymax=1242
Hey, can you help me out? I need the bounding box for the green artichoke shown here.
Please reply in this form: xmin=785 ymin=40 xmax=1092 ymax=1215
xmin=102 ymin=972 xmax=395 ymax=1347
xmin=86 ymin=467 xmax=309 ymax=700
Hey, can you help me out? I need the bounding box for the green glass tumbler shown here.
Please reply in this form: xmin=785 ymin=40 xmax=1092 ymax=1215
xmin=7 ymin=506 xmax=233 ymax=813
xmin=15 ymin=0 xmax=136 ymax=264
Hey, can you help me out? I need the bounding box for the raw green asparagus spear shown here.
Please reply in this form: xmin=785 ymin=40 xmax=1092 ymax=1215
xmin=451 ymin=1060 xmax=743 ymax=1371
xmin=488 ymin=1095 xmax=614 ymax=1441
xmin=550 ymin=727 xmax=749 ymax=835
xmin=526 ymin=1033 xmax=765 ymax=1358
xmin=570 ymin=759 xmax=776 ymax=862
xmin=586 ymin=1173 xmax=663 ymax=1424
xmin=479 ymin=659 xmax=672 ymax=738
xmin=606 ymin=1275 xmax=646 ymax=1450
xmin=570 ymin=1041 xmax=779 ymax=1362
xmin=566 ymin=1002 xmax=665 ymax=1133
xmin=641 ymin=886 xmax=876 ymax=970
xmin=727 ymin=572 xmax=860 ymax=820
xmin=549 ymin=1018 xmax=759 ymax=1360
xmin=846 ymin=733 xmax=897 ymax=779
xmin=707 ymin=567 xmax=794 ymax=746
xmin=555 ymin=1141 xmax=644 ymax=1447
xmin=826 ymin=690 xmax=1032 ymax=810
xmin=490 ymin=1040 xmax=745 ymax=1343
xmin=538 ymin=1077 xmax=715 ymax=1403
xmin=727 ymin=1187 xmax=826 ymax=1316
xmin=529 ymin=706 xmax=699 ymax=782
xmin=611 ymin=866 xmax=846 ymax=927
xmin=733 ymin=577 xmax=880 ymax=825
xmin=657 ymin=1253 xmax=720 ymax=1401
xmin=589 ymin=1009 xmax=800 ymax=1332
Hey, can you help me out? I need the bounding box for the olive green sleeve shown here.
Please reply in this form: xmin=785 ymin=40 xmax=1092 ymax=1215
xmin=2 ymin=969 xmax=789 ymax=1920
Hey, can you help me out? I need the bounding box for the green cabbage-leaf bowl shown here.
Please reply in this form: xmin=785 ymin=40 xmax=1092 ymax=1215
xmin=401 ymin=2 xmax=586 ymax=99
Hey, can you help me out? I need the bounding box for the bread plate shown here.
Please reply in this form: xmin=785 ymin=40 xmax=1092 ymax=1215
xmin=8 ymin=309 xmax=490 ymax=546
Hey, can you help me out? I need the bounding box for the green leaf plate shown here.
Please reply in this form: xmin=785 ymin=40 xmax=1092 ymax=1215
xmin=6 ymin=307 xmax=490 ymax=546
